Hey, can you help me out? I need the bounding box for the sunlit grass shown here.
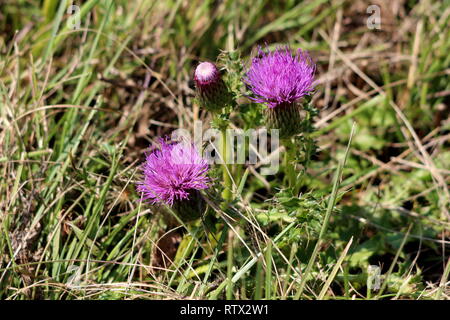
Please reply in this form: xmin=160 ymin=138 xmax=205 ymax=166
xmin=0 ymin=0 xmax=449 ymax=300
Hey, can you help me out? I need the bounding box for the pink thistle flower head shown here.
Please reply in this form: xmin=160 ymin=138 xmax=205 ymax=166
xmin=244 ymin=46 xmax=316 ymax=109
xmin=136 ymin=139 xmax=210 ymax=206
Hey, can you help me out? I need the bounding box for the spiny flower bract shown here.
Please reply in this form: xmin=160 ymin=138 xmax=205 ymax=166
xmin=136 ymin=139 xmax=210 ymax=206
xmin=244 ymin=46 xmax=315 ymax=108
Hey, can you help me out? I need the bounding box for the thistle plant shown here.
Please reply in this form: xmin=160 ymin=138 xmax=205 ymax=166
xmin=244 ymin=46 xmax=317 ymax=189
xmin=136 ymin=139 xmax=210 ymax=221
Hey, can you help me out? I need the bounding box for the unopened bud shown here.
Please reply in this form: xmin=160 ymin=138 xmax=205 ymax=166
xmin=194 ymin=62 xmax=231 ymax=112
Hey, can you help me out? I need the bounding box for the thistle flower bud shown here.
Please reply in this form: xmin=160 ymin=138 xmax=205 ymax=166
xmin=194 ymin=61 xmax=231 ymax=112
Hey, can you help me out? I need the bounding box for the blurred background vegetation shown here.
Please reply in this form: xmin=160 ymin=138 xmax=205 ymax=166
xmin=0 ymin=0 xmax=449 ymax=299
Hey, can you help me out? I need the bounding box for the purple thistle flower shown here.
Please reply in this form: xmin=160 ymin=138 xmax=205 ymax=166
xmin=136 ymin=139 xmax=210 ymax=206
xmin=244 ymin=46 xmax=315 ymax=109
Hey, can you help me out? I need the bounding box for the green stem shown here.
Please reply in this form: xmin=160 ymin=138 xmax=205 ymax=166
xmin=283 ymin=138 xmax=296 ymax=189
xmin=255 ymin=258 xmax=263 ymax=299
xmin=226 ymin=229 xmax=234 ymax=299
xmin=221 ymin=128 xmax=233 ymax=299
xmin=221 ymin=128 xmax=232 ymax=202
xmin=297 ymin=133 xmax=314 ymax=192
xmin=265 ymin=240 xmax=273 ymax=299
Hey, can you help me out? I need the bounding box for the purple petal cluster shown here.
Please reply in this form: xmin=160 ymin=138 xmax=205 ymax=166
xmin=136 ymin=140 xmax=210 ymax=206
xmin=244 ymin=46 xmax=315 ymax=108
